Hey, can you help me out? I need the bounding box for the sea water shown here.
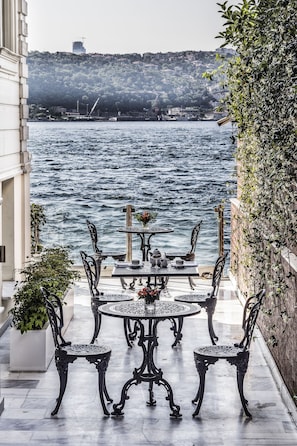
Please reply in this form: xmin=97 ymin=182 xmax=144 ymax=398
xmin=29 ymin=120 xmax=236 ymax=265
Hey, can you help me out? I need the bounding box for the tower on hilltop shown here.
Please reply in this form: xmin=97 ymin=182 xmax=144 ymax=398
xmin=72 ymin=40 xmax=86 ymax=54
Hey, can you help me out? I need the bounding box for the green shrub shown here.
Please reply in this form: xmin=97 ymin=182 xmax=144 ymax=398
xmin=10 ymin=246 xmax=80 ymax=333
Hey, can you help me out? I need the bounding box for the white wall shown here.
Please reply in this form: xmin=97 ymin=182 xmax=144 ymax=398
xmin=0 ymin=0 xmax=30 ymax=289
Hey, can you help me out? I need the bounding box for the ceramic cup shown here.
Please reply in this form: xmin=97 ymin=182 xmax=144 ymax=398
xmin=131 ymin=260 xmax=140 ymax=269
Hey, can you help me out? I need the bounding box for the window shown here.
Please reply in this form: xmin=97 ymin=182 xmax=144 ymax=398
xmin=1 ymin=0 xmax=16 ymax=52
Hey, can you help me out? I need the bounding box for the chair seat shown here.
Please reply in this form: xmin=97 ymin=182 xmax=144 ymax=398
xmin=194 ymin=344 xmax=245 ymax=359
xmin=100 ymin=251 xmax=126 ymax=261
xmin=62 ymin=343 xmax=111 ymax=357
xmin=175 ymin=292 xmax=211 ymax=305
xmin=95 ymin=293 xmax=133 ymax=303
xmin=166 ymin=253 xmax=194 ymax=261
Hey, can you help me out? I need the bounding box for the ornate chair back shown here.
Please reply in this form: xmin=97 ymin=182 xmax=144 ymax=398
xmin=188 ymin=220 xmax=203 ymax=258
xmin=80 ymin=250 xmax=102 ymax=295
xmin=238 ymin=289 xmax=266 ymax=352
xmin=86 ymin=219 xmax=101 ymax=254
xmin=41 ymin=287 xmax=70 ymax=349
xmin=210 ymin=252 xmax=228 ymax=298
xmin=80 ymin=250 xmax=133 ymax=345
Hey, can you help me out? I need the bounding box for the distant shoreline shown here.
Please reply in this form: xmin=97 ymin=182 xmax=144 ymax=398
xmin=28 ymin=116 xmax=220 ymax=123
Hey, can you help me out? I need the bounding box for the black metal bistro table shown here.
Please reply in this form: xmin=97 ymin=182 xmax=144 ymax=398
xmin=99 ymin=300 xmax=201 ymax=418
xmin=112 ymin=260 xmax=199 ymax=289
xmin=112 ymin=261 xmax=200 ymax=347
xmin=117 ymin=225 xmax=174 ymax=261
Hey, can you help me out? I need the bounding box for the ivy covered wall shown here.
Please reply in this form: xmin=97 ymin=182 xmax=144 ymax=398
xmin=218 ymin=0 xmax=296 ymax=401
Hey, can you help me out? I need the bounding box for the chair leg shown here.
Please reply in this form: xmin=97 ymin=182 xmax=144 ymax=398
xmin=120 ymin=277 xmax=127 ymax=289
xmin=188 ymin=276 xmax=196 ymax=290
xmin=235 ymin=354 xmax=251 ymax=417
xmin=127 ymin=319 xmax=139 ymax=342
xmin=170 ymin=317 xmax=183 ymax=347
xmin=90 ymin=355 xmax=112 ymax=416
xmin=52 ymin=357 xmax=69 ymax=416
xmin=128 ymin=278 xmax=137 ymax=290
xmin=123 ymin=318 xmax=134 ymax=347
xmin=192 ymin=358 xmax=208 ymax=417
xmin=91 ymin=299 xmax=102 ymax=344
xmin=192 ymin=355 xmax=218 ymax=417
xmin=163 ymin=276 xmax=169 ymax=287
xmin=205 ymin=299 xmax=218 ymax=345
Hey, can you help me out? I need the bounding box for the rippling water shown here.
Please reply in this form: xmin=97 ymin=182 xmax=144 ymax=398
xmin=29 ymin=120 xmax=236 ymax=265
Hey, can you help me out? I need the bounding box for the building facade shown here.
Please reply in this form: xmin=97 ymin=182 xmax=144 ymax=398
xmin=0 ymin=0 xmax=30 ymax=327
xmin=72 ymin=40 xmax=86 ymax=54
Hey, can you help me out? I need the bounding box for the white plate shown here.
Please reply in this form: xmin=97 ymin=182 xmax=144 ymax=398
xmin=171 ymin=263 xmax=185 ymax=269
xmin=115 ymin=262 xmax=144 ymax=269
xmin=171 ymin=262 xmax=198 ymax=269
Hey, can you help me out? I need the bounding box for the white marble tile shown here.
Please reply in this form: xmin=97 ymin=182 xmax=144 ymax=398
xmin=0 ymin=276 xmax=296 ymax=445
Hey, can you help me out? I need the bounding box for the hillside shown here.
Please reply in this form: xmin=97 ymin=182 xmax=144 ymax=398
xmin=27 ymin=50 xmax=232 ymax=120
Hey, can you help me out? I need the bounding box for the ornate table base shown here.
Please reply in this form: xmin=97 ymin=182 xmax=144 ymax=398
xmin=99 ymin=301 xmax=201 ymax=418
xmin=111 ymin=319 xmax=181 ymax=418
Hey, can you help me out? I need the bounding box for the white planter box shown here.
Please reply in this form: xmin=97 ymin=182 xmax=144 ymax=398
xmin=10 ymin=322 xmax=54 ymax=372
xmin=9 ymin=287 xmax=74 ymax=372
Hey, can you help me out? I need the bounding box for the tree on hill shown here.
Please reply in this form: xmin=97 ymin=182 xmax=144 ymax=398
xmin=27 ymin=50 xmax=230 ymax=117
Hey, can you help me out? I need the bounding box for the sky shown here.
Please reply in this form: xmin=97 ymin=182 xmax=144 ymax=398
xmin=27 ymin=0 xmax=240 ymax=54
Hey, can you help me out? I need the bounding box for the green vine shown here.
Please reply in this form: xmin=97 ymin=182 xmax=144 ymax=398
xmin=217 ymin=0 xmax=297 ymax=343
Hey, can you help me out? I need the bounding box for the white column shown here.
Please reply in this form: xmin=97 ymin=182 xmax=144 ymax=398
xmin=2 ymin=179 xmax=14 ymax=281
xmin=0 ymin=194 xmax=3 ymax=306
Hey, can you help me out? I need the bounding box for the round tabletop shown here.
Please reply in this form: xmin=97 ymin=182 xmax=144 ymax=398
xmin=118 ymin=225 xmax=174 ymax=234
xmin=99 ymin=300 xmax=201 ymax=320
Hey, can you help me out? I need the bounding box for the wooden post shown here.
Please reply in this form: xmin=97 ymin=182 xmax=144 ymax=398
xmin=214 ymin=204 xmax=224 ymax=257
xmin=123 ymin=205 xmax=135 ymax=261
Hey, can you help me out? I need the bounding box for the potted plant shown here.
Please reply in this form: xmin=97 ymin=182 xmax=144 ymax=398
xmin=9 ymin=246 xmax=80 ymax=371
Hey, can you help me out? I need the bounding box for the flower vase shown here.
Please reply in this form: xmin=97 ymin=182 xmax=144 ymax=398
xmin=144 ymin=298 xmax=155 ymax=313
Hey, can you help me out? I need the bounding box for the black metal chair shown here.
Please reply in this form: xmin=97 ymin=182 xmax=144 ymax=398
xmin=86 ymin=218 xmax=126 ymax=261
xmin=174 ymin=252 xmax=228 ymax=345
xmin=86 ymin=219 xmax=126 ymax=288
xmin=41 ymin=287 xmax=112 ymax=416
xmin=166 ymin=220 xmax=202 ymax=289
xmin=80 ymin=250 xmax=134 ymax=346
xmin=192 ymin=289 xmax=265 ymax=418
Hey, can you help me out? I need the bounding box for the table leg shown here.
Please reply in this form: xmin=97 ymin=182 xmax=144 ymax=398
xmin=111 ymin=319 xmax=181 ymax=418
xmin=138 ymin=233 xmax=154 ymax=261
xmin=145 ymin=275 xmax=166 ymax=289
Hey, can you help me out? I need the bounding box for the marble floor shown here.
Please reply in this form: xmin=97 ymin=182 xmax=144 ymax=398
xmin=0 ymin=275 xmax=297 ymax=445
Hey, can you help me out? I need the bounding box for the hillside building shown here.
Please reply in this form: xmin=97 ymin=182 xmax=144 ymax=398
xmin=72 ymin=40 xmax=86 ymax=54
